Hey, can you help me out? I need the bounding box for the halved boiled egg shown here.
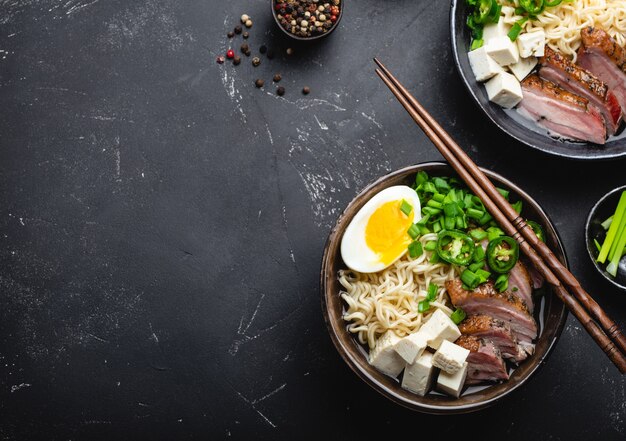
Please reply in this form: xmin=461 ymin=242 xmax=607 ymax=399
xmin=341 ymin=185 xmax=421 ymax=273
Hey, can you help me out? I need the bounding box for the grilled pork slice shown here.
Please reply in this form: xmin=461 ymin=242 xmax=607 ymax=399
xmin=518 ymin=74 xmax=607 ymax=144
xmin=578 ymin=27 xmax=626 ymax=112
xmin=455 ymin=335 xmax=509 ymax=385
xmin=446 ymin=279 xmax=538 ymax=343
xmin=508 ymin=261 xmax=534 ymax=313
xmin=539 ymin=45 xmax=622 ymax=135
xmin=459 ymin=314 xmax=531 ymax=363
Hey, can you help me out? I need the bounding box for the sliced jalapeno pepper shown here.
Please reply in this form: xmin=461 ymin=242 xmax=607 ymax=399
xmin=526 ymin=220 xmax=545 ymax=243
xmin=473 ymin=0 xmax=496 ymax=25
xmin=436 ymin=229 xmax=476 ymax=266
xmin=486 ymin=236 xmax=520 ymax=273
xmin=520 ymin=0 xmax=545 ymax=17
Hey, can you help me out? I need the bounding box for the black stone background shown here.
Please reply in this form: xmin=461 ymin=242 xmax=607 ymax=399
xmin=0 ymin=0 xmax=624 ymax=439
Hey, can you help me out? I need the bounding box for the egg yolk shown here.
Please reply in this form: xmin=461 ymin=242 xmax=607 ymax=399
xmin=365 ymin=200 xmax=414 ymax=265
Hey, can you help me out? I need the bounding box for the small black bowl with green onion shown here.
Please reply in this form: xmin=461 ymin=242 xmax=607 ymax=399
xmin=585 ymin=185 xmax=626 ymax=291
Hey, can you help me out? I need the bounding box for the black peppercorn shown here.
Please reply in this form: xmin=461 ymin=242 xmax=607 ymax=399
xmin=241 ymin=43 xmax=249 ymax=53
xmin=252 ymin=57 xmax=261 ymax=67
xmin=233 ymin=56 xmax=241 ymax=65
xmin=227 ymin=31 xmax=234 ymax=38
xmin=273 ymin=73 xmax=282 ymax=82
xmin=243 ymin=31 xmax=249 ymax=39
xmin=234 ymin=25 xmax=242 ymax=34
xmin=302 ymin=86 xmax=310 ymax=95
xmin=259 ymin=45 xmax=267 ymax=54
xmin=277 ymin=86 xmax=285 ymax=96
xmin=255 ymin=79 xmax=265 ymax=88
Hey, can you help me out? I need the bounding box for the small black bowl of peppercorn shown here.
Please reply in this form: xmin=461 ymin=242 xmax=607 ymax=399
xmin=272 ymin=0 xmax=343 ymax=41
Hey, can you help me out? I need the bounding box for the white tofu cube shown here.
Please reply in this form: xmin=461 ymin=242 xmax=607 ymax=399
xmin=468 ymin=47 xmax=505 ymax=82
xmin=401 ymin=352 xmax=435 ymax=396
xmin=437 ymin=362 xmax=468 ymax=398
xmin=418 ymin=309 xmax=461 ymax=350
xmin=485 ymin=36 xmax=520 ymax=66
xmin=517 ymin=29 xmax=546 ymax=58
xmin=432 ymin=340 xmax=470 ymax=374
xmin=368 ymin=331 xmax=405 ymax=378
xmin=485 ymin=72 xmax=523 ymax=108
xmin=508 ymin=56 xmax=538 ymax=81
xmin=482 ymin=20 xmax=511 ymax=45
xmin=393 ymin=331 xmax=428 ymax=364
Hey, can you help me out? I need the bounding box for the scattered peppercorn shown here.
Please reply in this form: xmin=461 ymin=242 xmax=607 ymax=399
xmin=255 ymin=79 xmax=265 ymax=88
xmin=245 ymin=19 xmax=253 ymax=28
xmin=241 ymin=14 xmax=250 ymax=23
xmin=226 ymin=49 xmax=235 ymax=59
xmin=252 ymin=56 xmax=261 ymax=67
xmin=302 ymin=86 xmax=310 ymax=95
xmin=277 ymin=86 xmax=285 ymax=96
xmin=286 ymin=47 xmax=294 ymax=56
xmin=234 ymin=25 xmax=242 ymax=34
xmin=233 ymin=56 xmax=241 ymax=65
xmin=216 ymin=55 xmax=225 ymax=64
xmin=227 ymin=31 xmax=234 ymax=38
xmin=259 ymin=45 xmax=267 ymax=54
xmin=273 ymin=73 xmax=282 ymax=82
xmin=273 ymin=0 xmax=341 ymax=38
xmin=243 ymin=31 xmax=249 ymax=39
xmin=241 ymin=43 xmax=249 ymax=53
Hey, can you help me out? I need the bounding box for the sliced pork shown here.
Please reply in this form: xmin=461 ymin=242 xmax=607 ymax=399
xmin=508 ymin=261 xmax=534 ymax=313
xmin=458 ymin=314 xmax=531 ymax=363
xmin=446 ymin=279 xmax=538 ymax=343
xmin=518 ymin=74 xmax=607 ymax=144
xmin=539 ymin=45 xmax=623 ymax=135
xmin=578 ymin=27 xmax=626 ymax=113
xmin=455 ymin=335 xmax=509 ymax=384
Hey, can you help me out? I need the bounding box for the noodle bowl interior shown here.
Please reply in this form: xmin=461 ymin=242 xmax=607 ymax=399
xmin=339 ymin=171 xmax=546 ymax=398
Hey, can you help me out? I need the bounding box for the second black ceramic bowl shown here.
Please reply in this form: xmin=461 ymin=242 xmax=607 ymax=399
xmin=449 ymin=0 xmax=626 ymax=160
xmin=585 ymin=185 xmax=626 ymax=291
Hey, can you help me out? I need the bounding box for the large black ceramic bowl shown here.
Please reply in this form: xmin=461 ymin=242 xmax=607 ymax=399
xmin=321 ymin=162 xmax=569 ymax=414
xmin=585 ymin=185 xmax=626 ymax=291
xmin=450 ymin=0 xmax=626 ymax=160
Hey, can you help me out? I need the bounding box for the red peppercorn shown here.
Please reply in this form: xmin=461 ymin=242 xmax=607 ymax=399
xmin=330 ymin=15 xmax=337 ymax=23
xmin=226 ymin=49 xmax=235 ymax=59
xmin=330 ymin=6 xmax=339 ymax=15
xmin=275 ymin=4 xmax=281 ymax=10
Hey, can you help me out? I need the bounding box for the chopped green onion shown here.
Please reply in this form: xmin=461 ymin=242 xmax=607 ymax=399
xmin=400 ymin=199 xmax=413 ymax=216
xmin=415 ymin=171 xmax=429 ymax=187
xmin=420 ymin=181 xmax=437 ymax=194
xmin=432 ymin=222 xmax=442 ymax=233
xmin=425 ymin=241 xmax=437 ymax=252
xmin=430 ymin=252 xmax=441 ymax=264
xmin=450 ymin=308 xmax=467 ymax=325
xmin=496 ymin=187 xmax=510 ymax=200
xmin=544 ymin=0 xmax=562 ymax=6
xmin=467 ymin=207 xmax=485 ymax=220
xmin=473 ymin=245 xmax=486 ymax=262
xmin=433 ymin=177 xmax=450 ymax=192
xmin=461 ymin=269 xmax=481 ymax=289
xmin=423 ymin=206 xmax=442 ymax=216
xmin=478 ymin=212 xmax=493 ymax=225
xmin=418 ymin=300 xmax=431 ymax=313
xmin=408 ymin=240 xmax=423 ymax=258
xmin=469 ymin=261 xmax=485 ymax=272
xmin=487 ymin=226 xmax=504 ymax=241
xmin=511 ymin=200 xmax=523 ymax=214
xmin=508 ymin=23 xmax=523 ymax=41
xmin=495 ymin=273 xmax=509 ymax=292
xmin=419 ymin=224 xmax=432 ymax=235
xmin=470 ymin=228 xmax=488 ymax=241
xmin=475 ymin=268 xmax=491 ymax=280
xmin=427 ymin=285 xmax=437 ymax=300
xmin=427 ymin=199 xmax=443 ymax=210
xmin=444 ymin=216 xmax=456 ymax=230
xmin=443 ymin=203 xmax=459 ymax=217
xmin=407 ymin=224 xmax=420 ymax=239
xmin=432 ymin=193 xmax=445 ymax=203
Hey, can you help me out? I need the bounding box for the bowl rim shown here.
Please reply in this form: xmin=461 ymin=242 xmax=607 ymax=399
xmin=270 ymin=0 xmax=344 ymax=41
xmin=584 ymin=184 xmax=626 ymax=291
xmin=448 ymin=0 xmax=626 ymax=161
xmin=320 ymin=162 xmax=569 ymax=414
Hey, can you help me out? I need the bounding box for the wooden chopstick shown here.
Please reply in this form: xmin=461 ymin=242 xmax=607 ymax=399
xmin=373 ymin=58 xmax=626 ymax=374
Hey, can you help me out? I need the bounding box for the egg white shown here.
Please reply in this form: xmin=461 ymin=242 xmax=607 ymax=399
xmin=340 ymin=185 xmax=422 ymax=273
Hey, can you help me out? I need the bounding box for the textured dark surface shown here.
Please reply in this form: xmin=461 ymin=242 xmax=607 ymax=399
xmin=0 ymin=1 xmax=624 ymax=440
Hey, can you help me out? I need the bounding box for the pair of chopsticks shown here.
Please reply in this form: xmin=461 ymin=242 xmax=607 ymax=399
xmin=373 ymin=58 xmax=626 ymax=374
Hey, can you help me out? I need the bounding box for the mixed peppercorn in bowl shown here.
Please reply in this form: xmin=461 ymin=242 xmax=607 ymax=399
xmin=272 ymin=0 xmax=343 ymax=40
